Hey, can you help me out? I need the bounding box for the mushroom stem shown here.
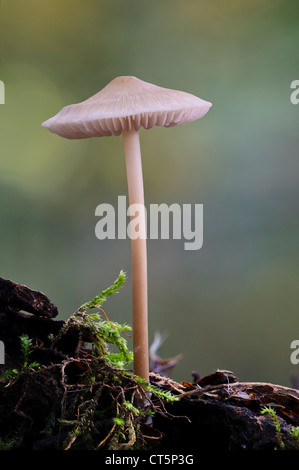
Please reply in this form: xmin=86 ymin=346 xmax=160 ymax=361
xmin=122 ymin=129 xmax=149 ymax=383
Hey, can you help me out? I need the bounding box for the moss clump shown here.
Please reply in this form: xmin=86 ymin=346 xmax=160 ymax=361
xmin=0 ymin=271 xmax=176 ymax=450
xmin=51 ymin=270 xmax=133 ymax=369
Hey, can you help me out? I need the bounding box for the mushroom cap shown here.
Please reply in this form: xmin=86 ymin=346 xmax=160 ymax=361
xmin=42 ymin=76 xmax=212 ymax=139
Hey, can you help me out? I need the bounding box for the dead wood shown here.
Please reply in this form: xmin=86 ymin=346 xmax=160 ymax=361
xmin=0 ymin=277 xmax=299 ymax=451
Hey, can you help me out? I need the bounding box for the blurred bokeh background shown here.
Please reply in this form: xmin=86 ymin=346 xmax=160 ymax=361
xmin=0 ymin=0 xmax=298 ymax=386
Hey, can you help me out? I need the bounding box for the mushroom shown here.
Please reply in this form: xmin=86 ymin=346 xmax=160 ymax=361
xmin=42 ymin=76 xmax=212 ymax=384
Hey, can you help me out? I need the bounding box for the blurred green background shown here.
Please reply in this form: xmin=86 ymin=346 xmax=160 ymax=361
xmin=0 ymin=0 xmax=298 ymax=386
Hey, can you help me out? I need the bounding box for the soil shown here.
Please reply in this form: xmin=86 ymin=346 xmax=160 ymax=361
xmin=1 ymin=277 xmax=299 ymax=452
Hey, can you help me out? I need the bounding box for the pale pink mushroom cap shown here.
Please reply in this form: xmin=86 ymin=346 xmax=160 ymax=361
xmin=42 ymin=76 xmax=212 ymax=139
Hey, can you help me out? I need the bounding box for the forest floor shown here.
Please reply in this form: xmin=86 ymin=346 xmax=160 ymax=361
xmin=1 ymin=277 xmax=299 ymax=452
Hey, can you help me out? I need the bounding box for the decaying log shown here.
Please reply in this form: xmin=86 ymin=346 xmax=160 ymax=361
xmin=0 ymin=277 xmax=58 ymax=318
xmin=1 ymin=277 xmax=299 ymax=451
xmin=153 ymin=376 xmax=299 ymax=451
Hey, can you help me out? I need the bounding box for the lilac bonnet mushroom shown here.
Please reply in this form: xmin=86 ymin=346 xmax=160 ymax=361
xmin=42 ymin=76 xmax=212 ymax=384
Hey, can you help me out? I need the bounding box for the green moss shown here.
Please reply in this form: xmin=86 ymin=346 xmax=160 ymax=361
xmin=260 ymin=406 xmax=299 ymax=450
xmin=261 ymin=406 xmax=285 ymax=450
xmin=51 ymin=270 xmax=133 ymax=369
xmin=0 ymin=271 xmax=179 ymax=450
